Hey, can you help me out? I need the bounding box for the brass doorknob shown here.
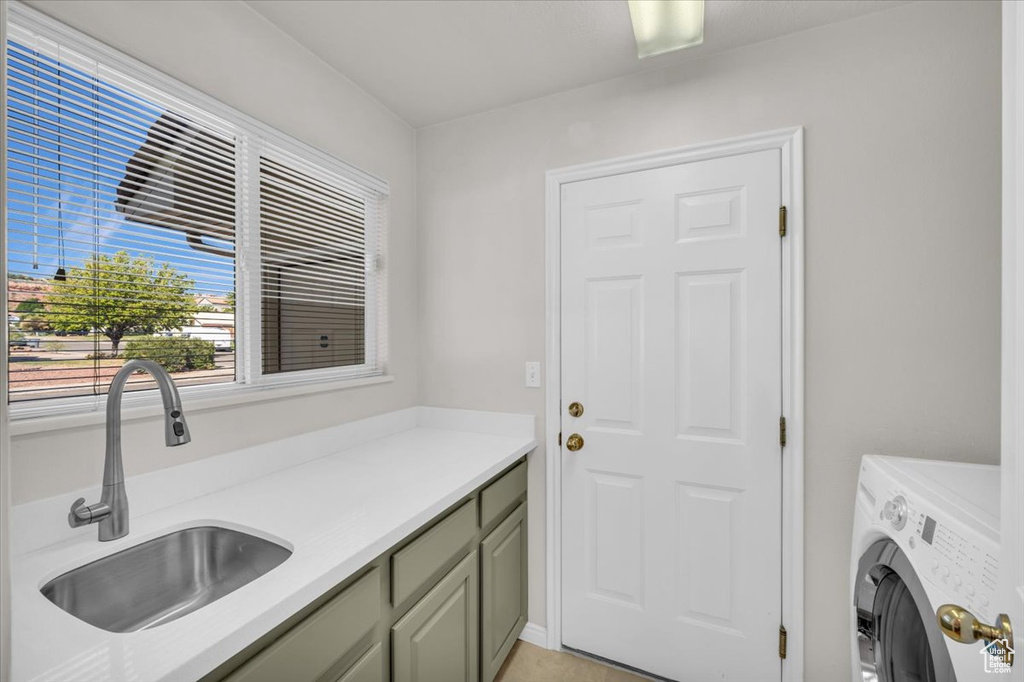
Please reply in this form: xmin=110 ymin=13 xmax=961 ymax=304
xmin=565 ymin=433 xmax=584 ymax=452
xmin=568 ymin=401 xmax=584 ymax=418
xmin=937 ymin=604 xmax=1014 ymax=665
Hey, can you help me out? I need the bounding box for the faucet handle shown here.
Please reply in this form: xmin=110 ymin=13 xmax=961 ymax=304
xmin=68 ymin=498 xmax=111 ymax=528
xmin=68 ymin=498 xmax=90 ymax=528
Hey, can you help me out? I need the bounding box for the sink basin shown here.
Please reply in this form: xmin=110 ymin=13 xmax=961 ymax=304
xmin=41 ymin=526 xmax=292 ymax=633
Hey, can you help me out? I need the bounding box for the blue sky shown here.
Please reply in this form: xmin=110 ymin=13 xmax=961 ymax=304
xmin=5 ymin=39 xmax=234 ymax=297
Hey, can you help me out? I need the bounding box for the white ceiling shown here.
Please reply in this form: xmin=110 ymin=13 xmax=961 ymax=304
xmin=244 ymin=0 xmax=910 ymax=129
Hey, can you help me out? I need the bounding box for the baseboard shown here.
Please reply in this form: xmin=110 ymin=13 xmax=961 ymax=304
xmin=518 ymin=622 xmax=549 ymax=648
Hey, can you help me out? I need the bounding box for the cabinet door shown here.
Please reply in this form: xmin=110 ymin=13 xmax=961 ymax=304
xmin=480 ymin=504 xmax=527 ymax=682
xmin=392 ymin=551 xmax=479 ymax=682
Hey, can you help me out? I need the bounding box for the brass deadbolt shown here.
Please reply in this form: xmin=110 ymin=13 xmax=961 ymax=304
xmin=565 ymin=433 xmax=584 ymax=452
xmin=568 ymin=401 xmax=584 ymax=418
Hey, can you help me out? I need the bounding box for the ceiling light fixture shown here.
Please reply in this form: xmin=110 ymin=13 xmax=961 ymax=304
xmin=627 ymin=0 xmax=704 ymax=59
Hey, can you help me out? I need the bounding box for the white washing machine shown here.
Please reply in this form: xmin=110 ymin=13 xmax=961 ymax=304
xmin=850 ymin=455 xmax=1000 ymax=682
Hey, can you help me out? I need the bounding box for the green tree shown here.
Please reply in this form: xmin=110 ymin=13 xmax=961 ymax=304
xmin=46 ymin=251 xmax=198 ymax=356
xmin=18 ymin=314 xmax=50 ymax=333
xmin=15 ymin=298 xmax=45 ymax=314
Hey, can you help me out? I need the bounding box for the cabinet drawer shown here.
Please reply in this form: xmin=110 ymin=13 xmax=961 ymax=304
xmin=392 ymin=499 xmax=476 ymax=609
xmin=227 ymin=568 xmax=380 ymax=682
xmin=480 ymin=462 xmax=526 ymax=529
xmin=333 ymin=643 xmax=383 ymax=682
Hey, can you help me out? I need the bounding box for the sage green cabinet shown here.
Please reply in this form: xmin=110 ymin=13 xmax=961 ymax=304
xmin=205 ymin=457 xmax=528 ymax=682
xmin=480 ymin=462 xmax=526 ymax=530
xmin=335 ymin=643 xmax=383 ymax=682
xmin=392 ymin=500 xmax=476 ymax=611
xmin=224 ymin=568 xmax=380 ymax=682
xmin=480 ymin=503 xmax=527 ymax=682
xmin=392 ymin=551 xmax=479 ymax=682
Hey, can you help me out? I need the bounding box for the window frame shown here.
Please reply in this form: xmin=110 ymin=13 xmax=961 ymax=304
xmin=4 ymin=2 xmax=390 ymax=422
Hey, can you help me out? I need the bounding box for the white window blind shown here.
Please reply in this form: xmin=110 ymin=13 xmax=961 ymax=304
xmin=4 ymin=7 xmax=389 ymax=416
xmin=258 ymin=149 xmax=386 ymax=378
xmin=5 ymin=25 xmax=237 ymax=404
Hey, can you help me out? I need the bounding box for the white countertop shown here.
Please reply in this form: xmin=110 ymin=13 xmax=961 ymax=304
xmin=11 ymin=408 xmax=536 ymax=682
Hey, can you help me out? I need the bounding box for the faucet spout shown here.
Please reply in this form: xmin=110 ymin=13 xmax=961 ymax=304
xmin=69 ymin=359 xmax=191 ymax=541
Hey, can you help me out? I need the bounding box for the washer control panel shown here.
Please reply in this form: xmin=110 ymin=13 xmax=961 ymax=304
xmin=877 ymin=489 xmax=999 ymax=621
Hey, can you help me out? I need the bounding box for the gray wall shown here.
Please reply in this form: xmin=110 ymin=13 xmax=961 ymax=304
xmin=415 ymin=2 xmax=1002 ymax=678
xmin=10 ymin=0 xmax=419 ymax=503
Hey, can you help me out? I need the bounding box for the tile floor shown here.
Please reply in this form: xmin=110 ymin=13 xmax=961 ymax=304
xmin=495 ymin=641 xmax=648 ymax=682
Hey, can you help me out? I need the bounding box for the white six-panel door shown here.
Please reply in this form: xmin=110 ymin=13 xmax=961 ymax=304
xmin=1000 ymin=2 xmax=1023 ymax=676
xmin=560 ymin=149 xmax=783 ymax=681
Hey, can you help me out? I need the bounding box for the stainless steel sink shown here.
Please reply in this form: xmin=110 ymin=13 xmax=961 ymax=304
xmin=41 ymin=526 xmax=292 ymax=633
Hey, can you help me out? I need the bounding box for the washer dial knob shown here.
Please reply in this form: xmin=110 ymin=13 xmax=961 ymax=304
xmin=882 ymin=495 xmax=909 ymax=530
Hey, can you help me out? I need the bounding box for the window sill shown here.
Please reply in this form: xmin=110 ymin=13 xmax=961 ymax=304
xmin=8 ymin=374 xmax=395 ymax=437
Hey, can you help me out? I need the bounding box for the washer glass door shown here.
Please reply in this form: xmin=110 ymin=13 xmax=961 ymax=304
xmin=855 ymin=539 xmax=955 ymax=682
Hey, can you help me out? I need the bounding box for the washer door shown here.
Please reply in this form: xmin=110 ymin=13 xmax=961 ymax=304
xmin=854 ymin=539 xmax=956 ymax=682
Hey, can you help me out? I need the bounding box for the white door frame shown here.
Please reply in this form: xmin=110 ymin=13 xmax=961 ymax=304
xmin=1001 ymin=0 xmax=1024 ymax=658
xmin=543 ymin=127 xmax=805 ymax=681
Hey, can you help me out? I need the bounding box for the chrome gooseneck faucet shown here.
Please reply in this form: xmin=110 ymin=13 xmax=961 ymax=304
xmin=68 ymin=359 xmax=191 ymax=541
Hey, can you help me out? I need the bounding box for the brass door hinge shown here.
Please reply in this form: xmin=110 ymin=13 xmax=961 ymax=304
xmin=779 ymin=206 xmax=787 ymax=237
xmin=780 ymin=416 xmax=787 ymax=448
xmin=779 ymin=625 xmax=788 ymax=659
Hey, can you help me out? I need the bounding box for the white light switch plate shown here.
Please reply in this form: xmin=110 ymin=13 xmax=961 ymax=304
xmin=525 ymin=361 xmax=541 ymax=388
